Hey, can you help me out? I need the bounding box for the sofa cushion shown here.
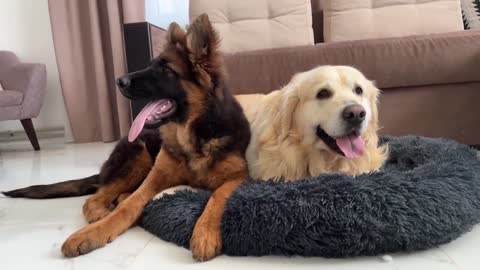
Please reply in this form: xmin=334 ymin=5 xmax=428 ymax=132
xmin=0 ymin=90 xmax=23 ymax=106
xmin=189 ymin=0 xmax=314 ymax=53
xmin=224 ymin=29 xmax=480 ymax=94
xmin=323 ymin=0 xmax=464 ymax=42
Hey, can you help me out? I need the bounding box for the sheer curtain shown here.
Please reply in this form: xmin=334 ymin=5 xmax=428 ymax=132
xmin=48 ymin=0 xmax=146 ymax=143
xmin=48 ymin=0 xmax=189 ymax=142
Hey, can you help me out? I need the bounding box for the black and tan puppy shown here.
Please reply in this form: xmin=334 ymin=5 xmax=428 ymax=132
xmin=3 ymin=14 xmax=251 ymax=261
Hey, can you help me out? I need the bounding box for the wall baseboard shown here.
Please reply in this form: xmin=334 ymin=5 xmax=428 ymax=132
xmin=0 ymin=127 xmax=64 ymax=142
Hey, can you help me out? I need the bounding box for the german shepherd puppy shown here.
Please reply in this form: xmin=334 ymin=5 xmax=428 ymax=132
xmin=3 ymin=14 xmax=251 ymax=261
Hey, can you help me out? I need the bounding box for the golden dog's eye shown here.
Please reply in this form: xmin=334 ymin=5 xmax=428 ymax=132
xmin=355 ymin=86 xmax=363 ymax=95
xmin=316 ymin=89 xmax=332 ymax=99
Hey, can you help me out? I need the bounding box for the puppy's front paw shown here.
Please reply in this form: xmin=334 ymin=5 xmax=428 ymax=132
xmin=83 ymin=200 xmax=111 ymax=224
xmin=61 ymin=225 xmax=108 ymax=257
xmin=190 ymin=224 xmax=222 ymax=262
xmin=84 ymin=208 xmax=111 ymax=224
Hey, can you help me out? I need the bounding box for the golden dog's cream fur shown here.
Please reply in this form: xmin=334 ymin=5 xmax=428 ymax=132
xmin=236 ymin=66 xmax=388 ymax=180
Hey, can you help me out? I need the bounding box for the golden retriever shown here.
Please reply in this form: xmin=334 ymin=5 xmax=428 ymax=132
xmin=236 ymin=65 xmax=388 ymax=180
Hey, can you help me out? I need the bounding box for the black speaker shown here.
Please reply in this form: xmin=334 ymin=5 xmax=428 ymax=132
xmin=122 ymin=22 xmax=165 ymax=119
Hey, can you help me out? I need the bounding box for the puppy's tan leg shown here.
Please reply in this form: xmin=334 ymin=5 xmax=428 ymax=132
xmin=61 ymin=149 xmax=188 ymax=257
xmin=115 ymin=192 xmax=131 ymax=204
xmin=82 ymin=147 xmax=152 ymax=223
xmin=190 ymin=155 xmax=248 ymax=261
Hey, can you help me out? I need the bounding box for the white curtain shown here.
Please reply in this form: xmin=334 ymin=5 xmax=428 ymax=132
xmin=146 ymin=0 xmax=189 ymax=28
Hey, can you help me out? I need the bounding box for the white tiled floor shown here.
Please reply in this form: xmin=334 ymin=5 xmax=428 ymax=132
xmin=0 ymin=139 xmax=479 ymax=270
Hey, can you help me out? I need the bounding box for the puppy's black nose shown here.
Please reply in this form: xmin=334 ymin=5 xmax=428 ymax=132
xmin=342 ymin=104 xmax=366 ymax=125
xmin=116 ymin=76 xmax=130 ymax=88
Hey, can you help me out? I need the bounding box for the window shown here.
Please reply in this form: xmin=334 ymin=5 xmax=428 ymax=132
xmin=146 ymin=0 xmax=189 ymax=29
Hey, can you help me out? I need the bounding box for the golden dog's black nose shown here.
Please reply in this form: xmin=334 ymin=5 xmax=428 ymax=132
xmin=342 ymin=104 xmax=366 ymax=125
xmin=116 ymin=76 xmax=130 ymax=88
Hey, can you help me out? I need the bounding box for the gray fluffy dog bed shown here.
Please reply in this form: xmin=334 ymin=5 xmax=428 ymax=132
xmin=141 ymin=136 xmax=480 ymax=257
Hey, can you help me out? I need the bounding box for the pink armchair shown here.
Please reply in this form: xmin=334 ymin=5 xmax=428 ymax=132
xmin=0 ymin=51 xmax=47 ymax=150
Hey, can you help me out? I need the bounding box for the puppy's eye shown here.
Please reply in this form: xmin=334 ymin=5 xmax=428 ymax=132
xmin=156 ymin=63 xmax=172 ymax=76
xmin=354 ymin=86 xmax=363 ymax=95
xmin=316 ymin=89 xmax=332 ymax=99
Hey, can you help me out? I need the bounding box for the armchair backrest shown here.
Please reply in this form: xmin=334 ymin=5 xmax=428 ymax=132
xmin=0 ymin=51 xmax=20 ymax=70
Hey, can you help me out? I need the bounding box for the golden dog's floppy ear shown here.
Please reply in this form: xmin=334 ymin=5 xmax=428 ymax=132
xmin=185 ymin=13 xmax=224 ymax=88
xmin=279 ymin=74 xmax=302 ymax=140
xmin=363 ymin=80 xmax=383 ymax=149
xmin=367 ymin=80 xmax=380 ymax=131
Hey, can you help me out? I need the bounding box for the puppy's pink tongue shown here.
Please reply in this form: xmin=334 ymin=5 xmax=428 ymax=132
xmin=128 ymin=99 xmax=175 ymax=142
xmin=128 ymin=102 xmax=159 ymax=142
xmin=336 ymin=134 xmax=365 ymax=158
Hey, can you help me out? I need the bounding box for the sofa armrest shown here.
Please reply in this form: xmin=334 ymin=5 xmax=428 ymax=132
xmin=0 ymin=63 xmax=47 ymax=118
xmin=225 ymin=30 xmax=480 ymax=94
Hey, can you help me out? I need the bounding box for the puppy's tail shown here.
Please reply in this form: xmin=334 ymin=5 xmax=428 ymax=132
xmin=2 ymin=174 xmax=101 ymax=199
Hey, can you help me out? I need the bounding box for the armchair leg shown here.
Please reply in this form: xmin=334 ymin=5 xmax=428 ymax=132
xmin=20 ymin=119 xmax=40 ymax=151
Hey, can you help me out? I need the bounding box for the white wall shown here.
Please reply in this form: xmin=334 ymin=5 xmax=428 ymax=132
xmin=0 ymin=0 xmax=65 ymax=133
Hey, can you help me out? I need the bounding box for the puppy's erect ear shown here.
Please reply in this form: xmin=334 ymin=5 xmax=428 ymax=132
xmin=186 ymin=14 xmax=220 ymax=61
xmin=185 ymin=13 xmax=223 ymax=87
xmin=167 ymin=22 xmax=186 ymax=45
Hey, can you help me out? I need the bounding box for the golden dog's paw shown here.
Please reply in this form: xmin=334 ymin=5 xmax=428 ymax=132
xmin=190 ymin=225 xmax=222 ymax=262
xmin=61 ymin=226 xmax=108 ymax=257
xmin=84 ymin=208 xmax=111 ymax=224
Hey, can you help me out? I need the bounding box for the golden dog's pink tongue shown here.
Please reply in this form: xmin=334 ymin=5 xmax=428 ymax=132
xmin=336 ymin=134 xmax=365 ymax=158
xmin=128 ymin=100 xmax=172 ymax=142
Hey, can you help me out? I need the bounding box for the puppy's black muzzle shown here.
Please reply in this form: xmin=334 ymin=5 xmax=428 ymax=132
xmin=116 ymin=68 xmax=153 ymax=100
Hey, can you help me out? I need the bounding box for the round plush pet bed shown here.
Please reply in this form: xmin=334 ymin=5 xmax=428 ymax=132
xmin=141 ymin=136 xmax=480 ymax=257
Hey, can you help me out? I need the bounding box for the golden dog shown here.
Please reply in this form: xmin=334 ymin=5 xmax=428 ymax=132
xmin=236 ymin=65 xmax=388 ymax=180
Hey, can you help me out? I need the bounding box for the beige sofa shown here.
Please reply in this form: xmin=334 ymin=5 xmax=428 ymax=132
xmin=150 ymin=1 xmax=480 ymax=144
xmin=220 ymin=1 xmax=480 ymax=145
